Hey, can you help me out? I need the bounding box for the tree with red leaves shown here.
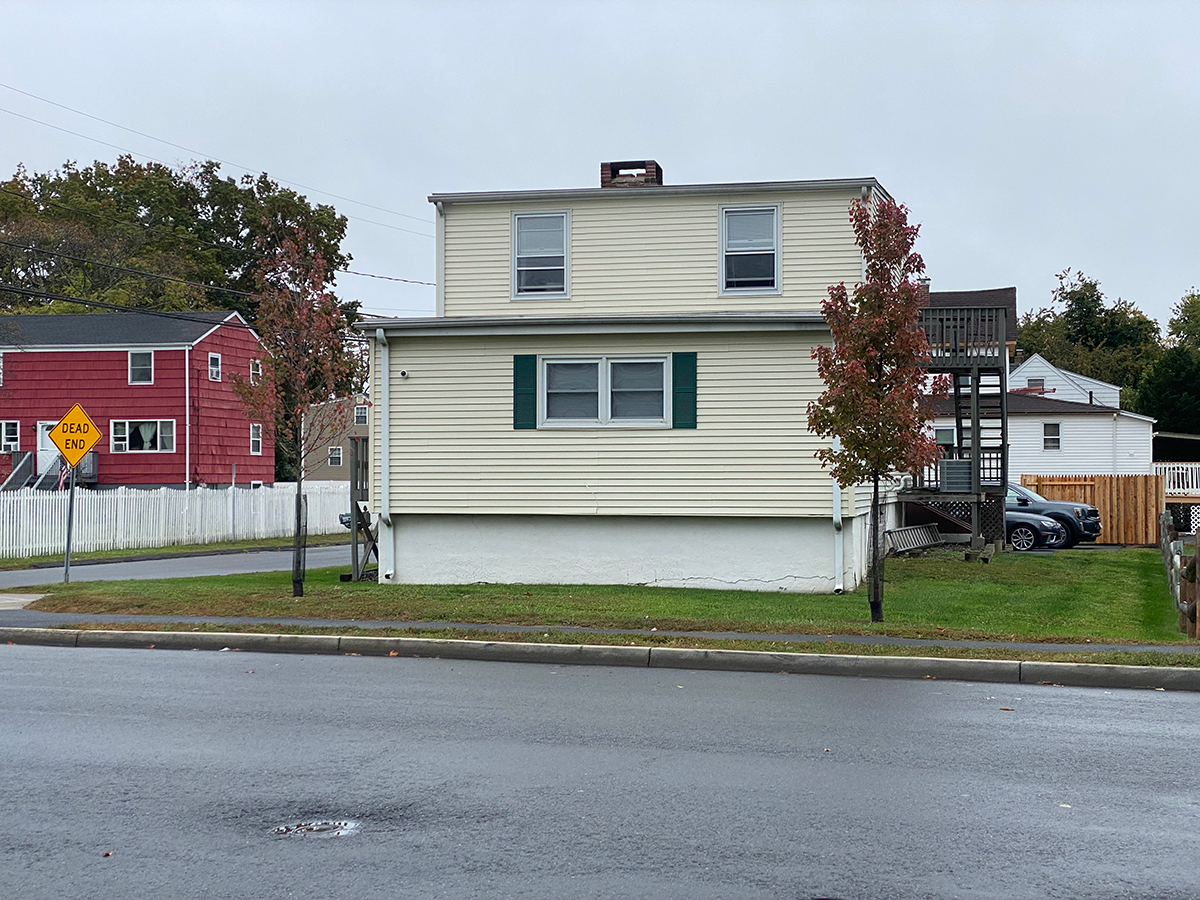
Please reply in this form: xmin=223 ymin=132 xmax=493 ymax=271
xmin=233 ymin=229 xmax=365 ymax=596
xmin=808 ymin=198 xmax=947 ymax=622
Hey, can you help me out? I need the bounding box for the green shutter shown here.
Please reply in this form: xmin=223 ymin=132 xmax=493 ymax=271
xmin=672 ymin=352 xmax=697 ymax=429
xmin=513 ymin=355 xmax=537 ymax=429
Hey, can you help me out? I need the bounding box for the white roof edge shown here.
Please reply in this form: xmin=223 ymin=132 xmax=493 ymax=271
xmin=428 ymin=177 xmax=890 ymax=206
xmin=1012 ymin=352 xmax=1122 ymax=394
xmin=357 ymin=312 xmax=829 ymax=338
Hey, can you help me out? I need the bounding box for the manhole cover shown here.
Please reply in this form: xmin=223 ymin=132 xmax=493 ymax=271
xmin=272 ymin=820 xmax=360 ymax=838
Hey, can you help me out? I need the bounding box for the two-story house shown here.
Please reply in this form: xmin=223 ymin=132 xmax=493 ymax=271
xmin=360 ymin=161 xmax=895 ymax=592
xmin=0 ymin=309 xmax=274 ymax=488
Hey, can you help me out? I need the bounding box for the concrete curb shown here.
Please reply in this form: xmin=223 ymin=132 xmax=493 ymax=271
xmin=2 ymin=627 xmax=1197 ymax=691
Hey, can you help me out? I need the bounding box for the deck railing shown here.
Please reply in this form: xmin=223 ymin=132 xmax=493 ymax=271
xmin=1155 ymin=463 xmax=1200 ymax=496
xmin=919 ymin=307 xmax=1007 ymax=369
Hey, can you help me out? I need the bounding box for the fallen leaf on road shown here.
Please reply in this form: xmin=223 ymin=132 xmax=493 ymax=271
xmin=824 ymin=748 xmax=832 ymax=753
xmin=146 ymin=644 xmax=155 ymax=649
xmin=388 ymin=650 xmax=399 ymax=657
xmin=102 ymin=851 xmax=112 ymax=857
xmin=1059 ymin=804 xmax=1072 ymax=808
xmin=245 ymin=669 xmax=255 ymax=674
xmin=1000 ymin=707 xmax=1014 ymax=711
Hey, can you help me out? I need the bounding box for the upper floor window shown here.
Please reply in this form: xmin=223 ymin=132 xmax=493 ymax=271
xmin=1043 ymin=422 xmax=1061 ymax=451
xmin=0 ymin=352 xmax=5 ymax=387
xmin=249 ymin=359 xmax=262 ymax=384
xmin=250 ymin=423 xmax=263 ymax=455
xmin=513 ymin=212 xmax=569 ymax=298
xmin=1027 ymin=377 xmax=1044 ymax=390
xmin=354 ymin=405 xmax=368 ymax=426
xmin=327 ymin=446 xmax=343 ymax=467
xmin=129 ymin=351 xmax=154 ymax=384
xmin=720 ymin=205 xmax=780 ymax=294
xmin=208 ymin=353 xmax=222 ymax=381
xmin=540 ymin=355 xmax=669 ymax=427
xmin=1 ymin=420 xmax=18 ymax=452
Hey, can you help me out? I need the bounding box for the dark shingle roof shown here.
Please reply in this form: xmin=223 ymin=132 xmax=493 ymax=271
xmin=928 ymin=287 xmax=1018 ymax=329
xmin=0 ymin=310 xmax=240 ymax=348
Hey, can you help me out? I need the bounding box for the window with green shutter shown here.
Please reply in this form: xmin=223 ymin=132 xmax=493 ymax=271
xmin=513 ymin=355 xmax=537 ymax=429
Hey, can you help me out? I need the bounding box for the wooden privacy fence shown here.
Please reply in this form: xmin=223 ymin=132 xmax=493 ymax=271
xmin=1019 ymin=474 xmax=1165 ymax=545
xmin=0 ymin=481 xmax=348 ymax=559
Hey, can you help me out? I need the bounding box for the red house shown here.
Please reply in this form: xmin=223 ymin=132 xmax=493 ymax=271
xmin=0 ymin=310 xmax=274 ymax=488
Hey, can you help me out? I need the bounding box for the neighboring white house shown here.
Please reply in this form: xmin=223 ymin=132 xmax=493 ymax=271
xmin=931 ymin=393 xmax=1154 ymax=478
xmin=1011 ymin=353 xmax=1122 ymax=407
xmin=360 ymin=160 xmax=897 ymax=593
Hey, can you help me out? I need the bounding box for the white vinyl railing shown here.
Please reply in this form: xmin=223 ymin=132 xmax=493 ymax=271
xmin=1154 ymin=463 xmax=1200 ymax=496
xmin=0 ymin=481 xmax=349 ymax=559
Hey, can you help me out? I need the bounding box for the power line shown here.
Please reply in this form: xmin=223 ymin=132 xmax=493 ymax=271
xmin=0 ymin=105 xmax=434 ymax=239
xmin=0 ymin=185 xmax=436 ymax=287
xmin=0 ymin=237 xmax=255 ymax=297
xmin=0 ymin=81 xmax=435 ymax=226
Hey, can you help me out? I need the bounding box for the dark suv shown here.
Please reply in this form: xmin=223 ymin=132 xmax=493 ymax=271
xmin=1006 ymin=483 xmax=1102 ymax=548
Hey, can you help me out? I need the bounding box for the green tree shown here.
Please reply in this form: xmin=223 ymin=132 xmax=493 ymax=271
xmin=0 ymin=155 xmax=352 ymax=324
xmin=1167 ymin=288 xmax=1200 ymax=350
xmin=808 ymin=198 xmax=947 ymax=623
xmin=1016 ymin=270 xmax=1161 ymax=401
xmin=1134 ymin=345 xmax=1200 ymax=434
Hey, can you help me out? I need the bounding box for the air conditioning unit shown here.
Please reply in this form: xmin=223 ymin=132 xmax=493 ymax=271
xmin=939 ymin=459 xmax=973 ymax=493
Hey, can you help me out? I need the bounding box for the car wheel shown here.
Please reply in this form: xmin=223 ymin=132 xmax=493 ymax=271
xmin=1009 ymin=525 xmax=1038 ymax=551
xmin=1048 ymin=517 xmax=1080 ymax=548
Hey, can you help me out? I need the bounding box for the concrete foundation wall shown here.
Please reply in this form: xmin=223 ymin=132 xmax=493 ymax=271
xmin=380 ymin=512 xmax=892 ymax=593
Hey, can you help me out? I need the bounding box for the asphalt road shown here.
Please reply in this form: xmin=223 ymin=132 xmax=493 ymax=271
xmin=3 ymin=645 xmax=1198 ymax=899
xmin=0 ymin=544 xmax=350 ymax=588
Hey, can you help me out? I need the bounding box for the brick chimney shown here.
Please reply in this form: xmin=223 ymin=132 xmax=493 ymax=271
xmin=600 ymin=160 xmax=664 ymax=188
xmin=915 ymin=277 xmax=931 ymax=308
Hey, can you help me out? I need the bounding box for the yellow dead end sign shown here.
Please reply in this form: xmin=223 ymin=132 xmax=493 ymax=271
xmin=48 ymin=404 xmax=103 ymax=469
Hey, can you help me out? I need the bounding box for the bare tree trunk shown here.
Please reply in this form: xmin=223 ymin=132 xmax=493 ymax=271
xmin=869 ymin=472 xmax=884 ymax=622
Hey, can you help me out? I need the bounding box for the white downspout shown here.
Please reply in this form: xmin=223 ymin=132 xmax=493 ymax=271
xmin=375 ymin=328 xmax=395 ymax=582
xmin=184 ymin=347 xmax=191 ymax=541
xmin=832 ymin=436 xmax=844 ymax=593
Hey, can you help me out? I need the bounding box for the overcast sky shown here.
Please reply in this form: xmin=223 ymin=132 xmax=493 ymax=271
xmin=0 ymin=1 xmax=1195 ymax=327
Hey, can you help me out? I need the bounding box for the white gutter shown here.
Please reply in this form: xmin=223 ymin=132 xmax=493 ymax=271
xmin=375 ymin=328 xmax=394 ymax=582
xmin=831 ymin=437 xmax=844 ymax=594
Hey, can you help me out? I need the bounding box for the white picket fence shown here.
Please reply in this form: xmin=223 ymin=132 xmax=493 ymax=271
xmin=0 ymin=481 xmax=349 ymax=559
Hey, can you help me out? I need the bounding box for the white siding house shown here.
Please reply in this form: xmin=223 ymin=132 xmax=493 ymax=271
xmin=932 ymin=394 xmax=1154 ymax=478
xmin=1011 ymin=353 xmax=1122 ymax=407
xmin=363 ymin=161 xmax=896 ymax=592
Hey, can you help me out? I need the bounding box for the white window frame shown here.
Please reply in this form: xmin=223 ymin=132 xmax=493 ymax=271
xmin=249 ymin=358 xmax=262 ymax=384
xmin=1043 ymin=422 xmax=1061 ymax=451
xmin=719 ymin=203 xmax=781 ymax=296
xmin=537 ymin=354 xmax=671 ymax=429
xmin=512 ymin=210 xmax=570 ymax=300
xmin=109 ymin=419 xmax=176 ymax=453
xmin=353 ymin=405 xmax=368 ymax=426
xmin=208 ymin=353 xmax=222 ymax=381
xmin=250 ymin=423 xmax=263 ymax=455
xmin=128 ymin=350 xmax=154 ymax=385
xmin=1027 ymin=377 xmax=1045 ymax=389
xmin=1 ymin=420 xmax=19 ymax=452
xmin=0 ymin=352 xmax=5 ymax=387
xmin=327 ymin=446 xmax=343 ymax=467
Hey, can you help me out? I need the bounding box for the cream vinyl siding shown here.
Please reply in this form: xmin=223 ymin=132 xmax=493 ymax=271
xmin=370 ymin=331 xmax=837 ymax=517
xmin=441 ymin=190 xmax=862 ymax=318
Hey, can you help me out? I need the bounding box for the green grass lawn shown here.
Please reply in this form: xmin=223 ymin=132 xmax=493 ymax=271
xmin=22 ymin=548 xmax=1185 ymax=646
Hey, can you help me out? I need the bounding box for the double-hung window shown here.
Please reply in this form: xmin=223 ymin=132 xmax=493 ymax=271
xmin=353 ymin=405 xmax=368 ymax=426
xmin=1 ymin=420 xmax=18 ymax=452
xmin=209 ymin=353 xmax=222 ymax=381
xmin=250 ymin=423 xmax=263 ymax=455
xmin=249 ymin=359 xmax=262 ymax=384
xmin=327 ymin=446 xmax=343 ymax=467
xmin=1043 ymin=422 xmax=1061 ymax=451
xmin=540 ymin=356 xmax=669 ymax=427
xmin=513 ymin=212 xmax=568 ymax=297
xmin=128 ymin=351 xmax=154 ymax=384
xmin=111 ymin=420 xmax=175 ymax=453
xmin=720 ymin=205 xmax=780 ymax=294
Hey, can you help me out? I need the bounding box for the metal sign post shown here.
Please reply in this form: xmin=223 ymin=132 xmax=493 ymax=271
xmin=47 ymin=405 xmax=103 ymax=585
